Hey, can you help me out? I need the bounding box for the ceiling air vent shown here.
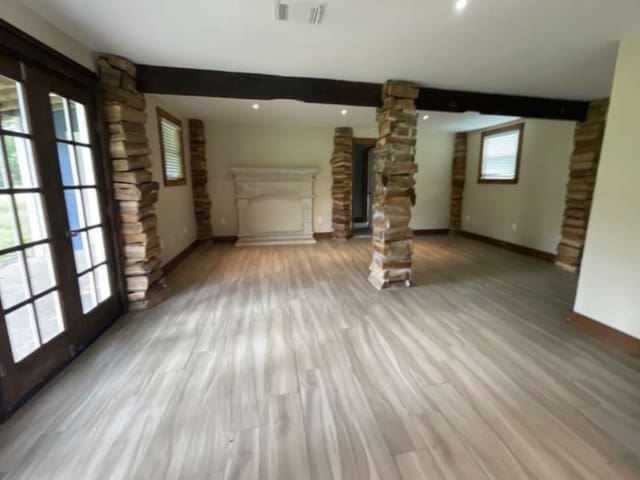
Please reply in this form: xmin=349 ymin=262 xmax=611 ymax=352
xmin=275 ymin=1 xmax=326 ymax=25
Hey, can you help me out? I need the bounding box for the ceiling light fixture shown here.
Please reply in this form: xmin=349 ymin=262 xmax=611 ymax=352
xmin=341 ymin=109 xmax=348 ymax=116
xmin=252 ymin=103 xmax=260 ymax=110
xmin=422 ymin=114 xmax=430 ymax=120
xmin=455 ymin=0 xmax=468 ymax=12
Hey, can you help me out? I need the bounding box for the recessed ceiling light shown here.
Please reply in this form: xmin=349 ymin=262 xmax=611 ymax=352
xmin=252 ymin=103 xmax=260 ymax=110
xmin=341 ymin=109 xmax=348 ymax=116
xmin=422 ymin=114 xmax=430 ymax=120
xmin=455 ymin=0 xmax=468 ymax=12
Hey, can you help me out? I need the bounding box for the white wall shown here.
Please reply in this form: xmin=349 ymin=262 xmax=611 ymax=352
xmin=461 ymin=118 xmax=575 ymax=253
xmin=145 ymin=95 xmax=197 ymax=264
xmin=0 ymin=0 xmax=95 ymax=70
xmin=574 ymin=32 xmax=640 ymax=339
xmin=206 ymin=123 xmax=453 ymax=236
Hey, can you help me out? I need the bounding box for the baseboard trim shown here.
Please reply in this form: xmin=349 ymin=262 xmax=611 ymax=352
xmin=213 ymin=236 xmax=238 ymax=244
xmin=459 ymin=230 xmax=556 ymax=263
xmin=163 ymin=239 xmax=203 ymax=275
xmin=313 ymin=232 xmax=333 ymax=240
xmin=567 ymin=311 xmax=640 ymax=356
xmin=214 ymin=233 xmax=336 ymax=242
xmin=212 ymin=230 xmax=450 ymax=243
xmin=413 ymin=228 xmax=450 ymax=236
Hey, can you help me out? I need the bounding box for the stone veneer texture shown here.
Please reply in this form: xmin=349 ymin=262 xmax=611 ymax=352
xmin=98 ymin=55 xmax=165 ymax=311
xmin=556 ymin=99 xmax=609 ymax=272
xmin=331 ymin=127 xmax=354 ymax=239
xmin=188 ymin=119 xmax=213 ymax=240
xmin=368 ymin=81 xmax=419 ymax=290
xmin=449 ymin=132 xmax=467 ymax=231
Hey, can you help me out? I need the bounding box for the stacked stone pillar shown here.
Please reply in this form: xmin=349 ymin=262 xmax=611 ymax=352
xmin=331 ymin=127 xmax=354 ymax=239
xmin=188 ymin=120 xmax=213 ymax=240
xmin=97 ymin=55 xmax=165 ymax=311
xmin=368 ymin=81 xmax=419 ymax=290
xmin=449 ymin=132 xmax=467 ymax=231
xmin=555 ymin=100 xmax=609 ymax=272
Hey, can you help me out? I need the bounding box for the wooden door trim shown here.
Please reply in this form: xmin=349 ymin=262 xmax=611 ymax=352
xmin=0 ymin=18 xmax=96 ymax=89
xmin=0 ymin=49 xmax=123 ymax=416
xmin=40 ymin=69 xmax=124 ymax=348
xmin=352 ymin=141 xmax=375 ymax=224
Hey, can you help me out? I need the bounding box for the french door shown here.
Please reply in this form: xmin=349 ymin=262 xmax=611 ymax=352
xmin=0 ymin=53 xmax=122 ymax=414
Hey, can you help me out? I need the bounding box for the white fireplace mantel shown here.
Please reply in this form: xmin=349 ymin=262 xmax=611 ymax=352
xmin=230 ymin=166 xmax=319 ymax=246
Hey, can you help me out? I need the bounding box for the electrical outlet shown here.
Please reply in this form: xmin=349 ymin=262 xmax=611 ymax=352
xmin=466 ymin=215 xmax=471 ymax=222
xmin=184 ymin=226 xmax=189 ymax=234
xmin=318 ymin=216 xmax=323 ymax=224
xmin=220 ymin=217 xmax=226 ymax=225
xmin=512 ymin=223 xmax=517 ymax=231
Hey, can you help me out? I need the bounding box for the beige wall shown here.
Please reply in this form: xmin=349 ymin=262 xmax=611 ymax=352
xmin=412 ymin=129 xmax=453 ymax=230
xmin=145 ymin=95 xmax=197 ymax=264
xmin=206 ymin=123 xmax=453 ymax=236
xmin=0 ymin=0 xmax=95 ymax=70
xmin=206 ymin=123 xmax=334 ymax=236
xmin=574 ymin=32 xmax=640 ymax=339
xmin=462 ymin=118 xmax=575 ymax=253
xmin=352 ymin=128 xmax=453 ymax=231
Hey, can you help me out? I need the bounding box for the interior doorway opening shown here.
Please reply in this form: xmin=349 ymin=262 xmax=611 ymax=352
xmin=352 ymin=138 xmax=376 ymax=236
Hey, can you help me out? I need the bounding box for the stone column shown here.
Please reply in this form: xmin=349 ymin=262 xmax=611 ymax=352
xmin=556 ymin=99 xmax=609 ymax=272
xmin=449 ymin=132 xmax=467 ymax=231
xmin=331 ymin=127 xmax=354 ymax=239
xmin=368 ymin=81 xmax=419 ymax=290
xmin=188 ymin=119 xmax=213 ymax=240
xmin=98 ymin=55 xmax=165 ymax=311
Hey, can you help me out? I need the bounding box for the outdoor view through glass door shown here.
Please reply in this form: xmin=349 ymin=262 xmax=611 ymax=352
xmin=0 ymin=54 xmax=122 ymax=414
xmin=0 ymin=75 xmax=65 ymax=363
xmin=50 ymin=93 xmax=111 ymax=313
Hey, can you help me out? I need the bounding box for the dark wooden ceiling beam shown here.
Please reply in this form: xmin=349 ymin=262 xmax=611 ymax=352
xmin=137 ymin=65 xmax=381 ymax=107
xmin=415 ymin=87 xmax=588 ymax=121
xmin=136 ymin=64 xmax=589 ymax=121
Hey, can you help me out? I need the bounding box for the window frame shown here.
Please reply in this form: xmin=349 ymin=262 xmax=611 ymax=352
xmin=156 ymin=107 xmax=186 ymax=187
xmin=477 ymin=123 xmax=524 ymax=185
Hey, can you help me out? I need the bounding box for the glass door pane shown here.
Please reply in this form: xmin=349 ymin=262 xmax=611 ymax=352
xmin=49 ymin=94 xmax=113 ymax=314
xmin=0 ymin=75 xmax=65 ymax=363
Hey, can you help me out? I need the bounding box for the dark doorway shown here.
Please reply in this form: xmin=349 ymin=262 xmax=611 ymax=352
xmin=352 ymin=138 xmax=376 ymax=233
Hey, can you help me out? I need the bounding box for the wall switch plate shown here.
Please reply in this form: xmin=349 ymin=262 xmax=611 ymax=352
xmin=512 ymin=223 xmax=517 ymax=231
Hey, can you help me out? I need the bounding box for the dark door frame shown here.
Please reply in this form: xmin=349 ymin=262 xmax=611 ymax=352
xmin=352 ymin=138 xmax=377 ymax=225
xmin=0 ymin=21 xmax=123 ymax=421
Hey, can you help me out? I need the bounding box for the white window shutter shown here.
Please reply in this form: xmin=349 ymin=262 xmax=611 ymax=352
xmin=481 ymin=128 xmax=521 ymax=181
xmin=161 ymin=117 xmax=183 ymax=181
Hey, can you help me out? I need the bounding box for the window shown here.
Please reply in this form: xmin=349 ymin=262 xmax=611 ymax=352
xmin=157 ymin=107 xmax=186 ymax=186
xmin=478 ymin=123 xmax=524 ymax=184
xmin=50 ymin=93 xmax=112 ymax=313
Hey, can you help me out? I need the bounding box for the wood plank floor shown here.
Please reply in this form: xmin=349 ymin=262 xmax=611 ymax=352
xmin=0 ymin=236 xmax=639 ymax=479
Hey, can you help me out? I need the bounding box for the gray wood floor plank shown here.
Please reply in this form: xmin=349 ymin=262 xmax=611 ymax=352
xmin=0 ymin=237 xmax=639 ymax=479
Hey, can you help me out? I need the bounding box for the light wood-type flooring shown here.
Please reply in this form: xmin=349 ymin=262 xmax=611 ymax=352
xmin=0 ymin=236 xmax=639 ymax=479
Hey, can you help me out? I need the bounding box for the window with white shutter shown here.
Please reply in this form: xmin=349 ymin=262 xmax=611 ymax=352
xmin=157 ymin=107 xmax=186 ymax=186
xmin=478 ymin=124 xmax=524 ymax=184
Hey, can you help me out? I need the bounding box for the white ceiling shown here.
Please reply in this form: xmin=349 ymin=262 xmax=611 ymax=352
xmin=22 ymin=0 xmax=640 ymax=100
xmin=153 ymin=95 xmax=519 ymax=132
